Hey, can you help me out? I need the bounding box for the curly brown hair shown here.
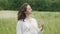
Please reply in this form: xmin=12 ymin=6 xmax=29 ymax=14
xmin=18 ymin=3 xmax=29 ymax=21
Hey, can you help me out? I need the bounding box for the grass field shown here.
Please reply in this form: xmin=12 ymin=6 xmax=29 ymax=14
xmin=0 ymin=10 xmax=60 ymax=34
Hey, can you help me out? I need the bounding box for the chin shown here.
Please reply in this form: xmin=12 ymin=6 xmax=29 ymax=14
xmin=29 ymin=13 xmax=31 ymax=15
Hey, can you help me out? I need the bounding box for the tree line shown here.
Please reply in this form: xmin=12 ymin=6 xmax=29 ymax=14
xmin=0 ymin=0 xmax=60 ymax=11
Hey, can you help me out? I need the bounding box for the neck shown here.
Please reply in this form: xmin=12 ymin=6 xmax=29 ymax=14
xmin=26 ymin=14 xmax=31 ymax=19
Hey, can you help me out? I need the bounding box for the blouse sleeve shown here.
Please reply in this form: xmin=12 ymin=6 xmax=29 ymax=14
xmin=16 ymin=20 xmax=23 ymax=34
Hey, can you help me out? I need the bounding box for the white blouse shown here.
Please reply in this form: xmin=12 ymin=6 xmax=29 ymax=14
xmin=16 ymin=18 xmax=43 ymax=34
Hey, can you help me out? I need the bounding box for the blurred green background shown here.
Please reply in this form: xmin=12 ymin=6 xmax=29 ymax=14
xmin=0 ymin=0 xmax=60 ymax=34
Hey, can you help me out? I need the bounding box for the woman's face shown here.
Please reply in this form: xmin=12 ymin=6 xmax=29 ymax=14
xmin=25 ymin=5 xmax=32 ymax=15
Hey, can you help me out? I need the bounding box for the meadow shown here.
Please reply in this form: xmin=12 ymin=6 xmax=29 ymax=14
xmin=0 ymin=10 xmax=60 ymax=34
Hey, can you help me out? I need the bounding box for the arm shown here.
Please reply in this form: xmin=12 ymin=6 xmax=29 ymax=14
xmin=16 ymin=21 xmax=23 ymax=34
xmin=33 ymin=18 xmax=44 ymax=32
xmin=40 ymin=24 xmax=44 ymax=31
xmin=40 ymin=19 xmax=44 ymax=32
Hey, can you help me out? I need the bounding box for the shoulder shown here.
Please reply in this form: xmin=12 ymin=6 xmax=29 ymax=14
xmin=17 ymin=20 xmax=23 ymax=25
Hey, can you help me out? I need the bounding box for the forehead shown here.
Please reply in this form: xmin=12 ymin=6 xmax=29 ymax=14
xmin=27 ymin=5 xmax=31 ymax=8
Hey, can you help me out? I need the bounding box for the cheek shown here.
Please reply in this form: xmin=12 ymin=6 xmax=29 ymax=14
xmin=28 ymin=10 xmax=32 ymax=14
xmin=27 ymin=9 xmax=32 ymax=14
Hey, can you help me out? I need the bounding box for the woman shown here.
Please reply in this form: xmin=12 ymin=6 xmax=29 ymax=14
xmin=16 ymin=3 xmax=44 ymax=34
